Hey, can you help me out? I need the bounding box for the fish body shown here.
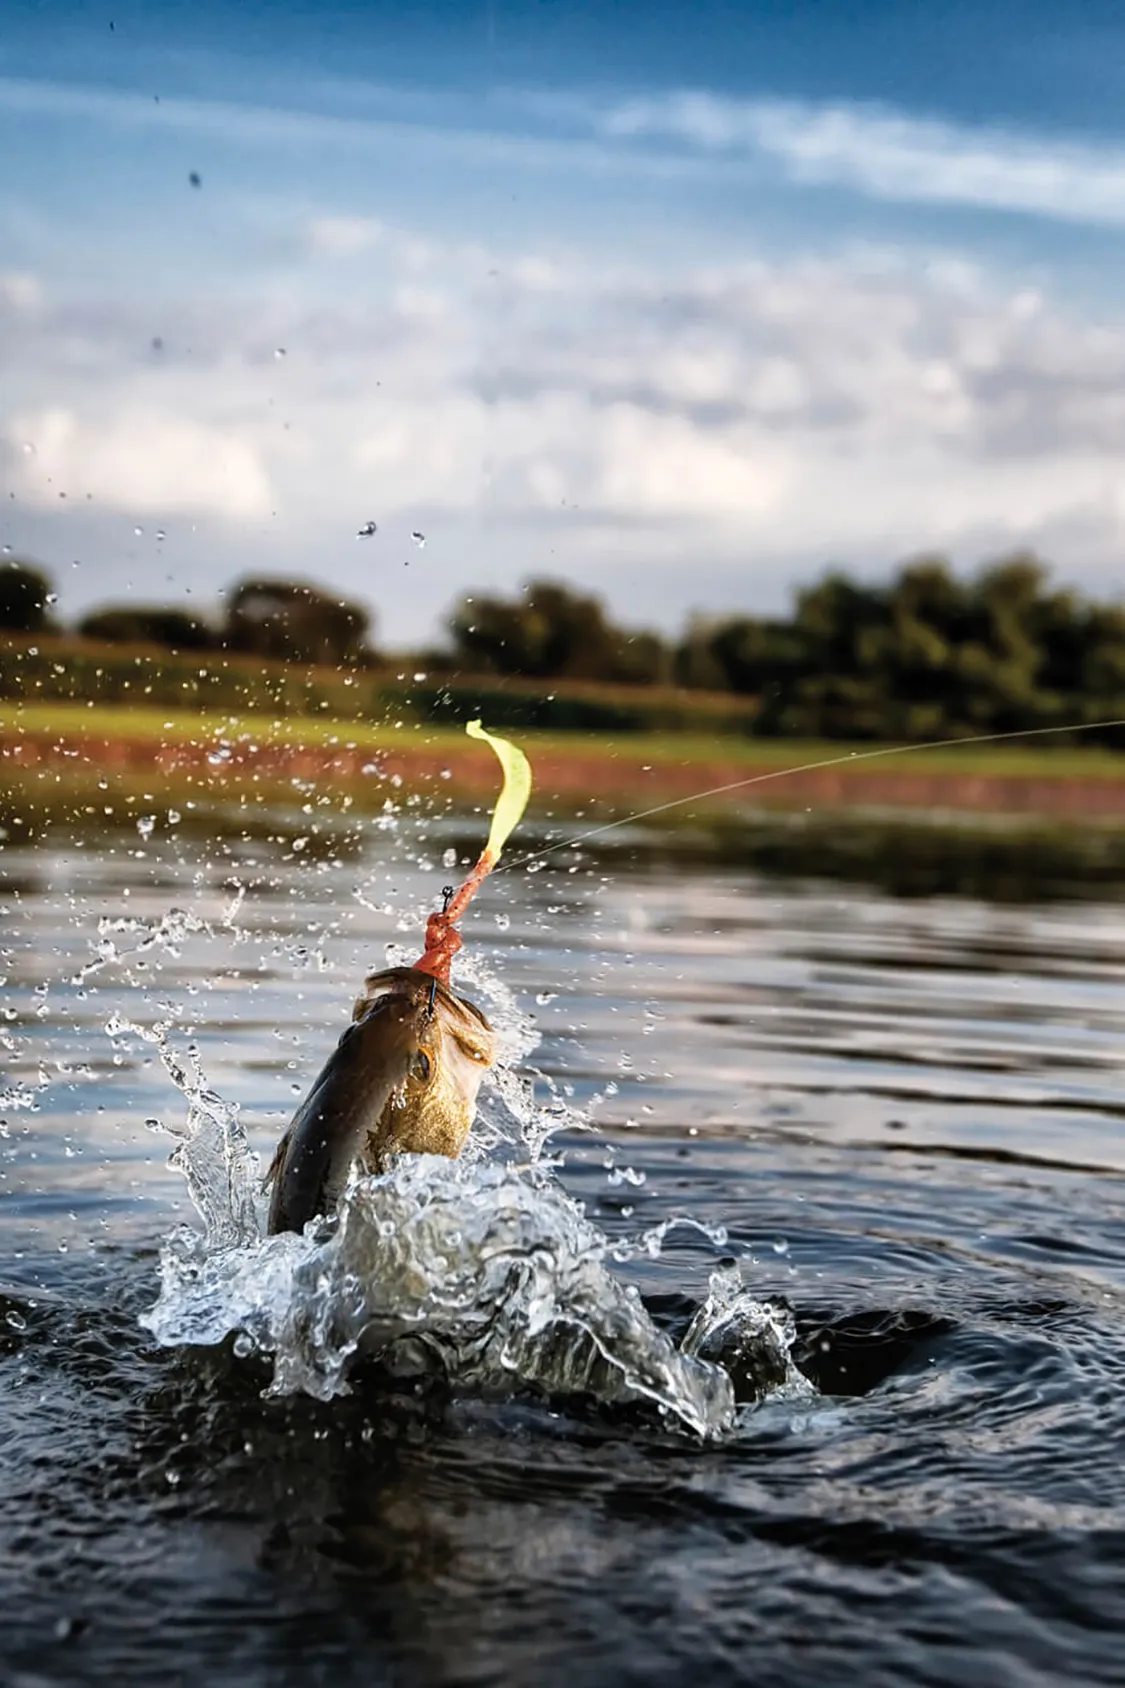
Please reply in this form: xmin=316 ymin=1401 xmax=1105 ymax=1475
xmin=266 ymin=966 xmax=495 ymax=1235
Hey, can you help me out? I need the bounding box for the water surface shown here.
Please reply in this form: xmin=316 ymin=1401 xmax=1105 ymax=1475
xmin=3 ymin=812 xmax=1125 ymax=1686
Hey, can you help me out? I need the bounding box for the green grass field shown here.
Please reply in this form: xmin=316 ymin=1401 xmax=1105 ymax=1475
xmin=5 ymin=697 xmax=1125 ymax=855
xmin=3 ymin=699 xmax=1125 ymax=779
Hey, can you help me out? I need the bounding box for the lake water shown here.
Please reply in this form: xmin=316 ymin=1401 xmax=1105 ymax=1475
xmin=3 ymin=807 xmax=1125 ymax=1686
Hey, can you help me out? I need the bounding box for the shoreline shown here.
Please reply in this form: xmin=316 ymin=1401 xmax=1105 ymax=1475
xmin=4 ymin=704 xmax=1125 ymax=824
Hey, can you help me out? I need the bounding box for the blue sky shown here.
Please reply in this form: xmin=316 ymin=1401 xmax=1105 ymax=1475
xmin=4 ymin=0 xmax=1125 ymax=644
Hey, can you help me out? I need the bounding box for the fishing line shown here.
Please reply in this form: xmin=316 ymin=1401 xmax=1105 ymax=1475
xmin=495 ymin=715 xmax=1125 ymax=875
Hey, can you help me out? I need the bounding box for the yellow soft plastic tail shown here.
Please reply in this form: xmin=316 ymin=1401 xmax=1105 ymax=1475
xmin=466 ymin=718 xmax=533 ymax=861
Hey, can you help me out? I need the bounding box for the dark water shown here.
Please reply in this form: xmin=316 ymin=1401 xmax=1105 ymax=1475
xmin=3 ymin=813 xmax=1125 ymax=1686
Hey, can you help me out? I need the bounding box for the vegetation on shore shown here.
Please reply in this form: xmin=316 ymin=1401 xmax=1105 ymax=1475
xmin=6 ymin=550 xmax=1125 ymax=746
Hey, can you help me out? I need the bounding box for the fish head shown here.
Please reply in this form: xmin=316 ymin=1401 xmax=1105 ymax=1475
xmin=353 ymin=966 xmax=496 ymax=1166
xmin=265 ymin=966 xmax=497 ymax=1235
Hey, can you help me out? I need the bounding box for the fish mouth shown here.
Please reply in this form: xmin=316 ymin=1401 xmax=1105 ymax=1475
xmin=352 ymin=965 xmax=492 ymax=1036
xmin=265 ymin=968 xmax=496 ymax=1235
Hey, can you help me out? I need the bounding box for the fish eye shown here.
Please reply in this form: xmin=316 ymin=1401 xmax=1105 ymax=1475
xmin=412 ymin=1050 xmax=432 ymax=1082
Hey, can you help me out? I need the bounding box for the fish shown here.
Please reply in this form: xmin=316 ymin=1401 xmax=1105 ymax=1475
xmin=265 ymin=718 xmax=529 ymax=1235
xmin=265 ymin=966 xmax=496 ymax=1235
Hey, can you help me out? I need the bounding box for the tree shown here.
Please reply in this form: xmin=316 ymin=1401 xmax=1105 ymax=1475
xmin=448 ymin=579 xmax=669 ymax=684
xmin=79 ymin=605 xmax=214 ymax=650
xmin=0 ymin=560 xmax=54 ymax=633
xmin=673 ymin=616 xmax=731 ymax=690
xmin=745 ymin=552 xmax=1119 ymax=741
xmin=224 ymin=577 xmax=374 ymax=667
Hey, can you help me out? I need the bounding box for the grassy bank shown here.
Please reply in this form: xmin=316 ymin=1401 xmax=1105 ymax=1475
xmin=4 ymin=702 xmax=1125 ymax=846
xmin=0 ymin=632 xmax=759 ymax=736
xmin=8 ymin=698 xmax=1125 ymax=773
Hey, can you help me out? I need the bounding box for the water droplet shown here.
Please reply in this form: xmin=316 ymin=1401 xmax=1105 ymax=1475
xmin=136 ymin=815 xmax=155 ymax=839
xmin=772 ymin=1237 xmax=790 ymax=1256
xmin=45 ymin=593 xmax=58 ymax=605
xmin=413 ymin=670 xmax=427 ymax=682
xmin=411 ymin=530 xmax=426 ymax=548
xmin=133 ymin=526 xmax=143 ymax=537
xmin=233 ymin=1332 xmax=254 ymax=1357
xmin=274 ymin=347 xmax=286 ymax=358
xmin=356 ymin=520 xmax=377 ymax=538
xmin=442 ymin=847 xmax=457 ymax=868
xmin=494 ymin=911 xmax=510 ymax=931
xmin=535 ymin=991 xmax=557 ymax=1005
xmin=5 ymin=1310 xmax=26 ymax=1331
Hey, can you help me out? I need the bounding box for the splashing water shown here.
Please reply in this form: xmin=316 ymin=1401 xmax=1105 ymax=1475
xmin=145 ymin=1156 xmax=741 ymax=1435
xmin=105 ymin=1012 xmax=260 ymax=1252
xmin=92 ymin=854 xmax=810 ymax=1434
xmin=137 ymin=1001 xmax=809 ymax=1436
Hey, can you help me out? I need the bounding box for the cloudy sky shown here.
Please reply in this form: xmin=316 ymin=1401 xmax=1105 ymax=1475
xmin=5 ymin=0 xmax=1125 ymax=644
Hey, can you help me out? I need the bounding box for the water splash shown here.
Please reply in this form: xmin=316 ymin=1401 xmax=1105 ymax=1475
xmin=74 ymin=907 xmax=205 ymax=985
xmin=106 ymin=1013 xmax=260 ymax=1251
xmin=683 ymin=1264 xmax=813 ymax=1417
xmin=124 ymin=851 xmax=809 ymax=1433
xmin=144 ymin=1156 xmax=744 ymax=1435
xmin=138 ymin=1026 xmax=810 ymax=1435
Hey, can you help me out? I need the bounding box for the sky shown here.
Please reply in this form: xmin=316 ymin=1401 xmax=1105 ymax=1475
xmin=5 ymin=0 xmax=1125 ymax=646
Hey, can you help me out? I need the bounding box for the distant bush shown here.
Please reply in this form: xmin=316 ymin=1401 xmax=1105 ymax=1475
xmin=677 ymin=555 xmax=1125 ymax=745
xmin=0 ymin=635 xmax=384 ymax=718
xmin=0 ymin=560 xmax=55 ymax=634
xmin=8 ymin=547 xmax=1125 ymax=747
xmin=0 ymin=634 xmax=758 ymax=736
xmin=78 ymin=606 xmax=215 ymax=650
xmin=405 ymin=677 xmax=756 ymax=735
xmin=448 ymin=579 xmax=672 ymax=685
xmin=224 ymin=577 xmax=375 ymax=667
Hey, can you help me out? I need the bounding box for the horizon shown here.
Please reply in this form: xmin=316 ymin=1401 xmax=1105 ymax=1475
xmin=5 ymin=1 xmax=1125 ymax=644
xmin=11 ymin=543 xmax=1125 ymax=660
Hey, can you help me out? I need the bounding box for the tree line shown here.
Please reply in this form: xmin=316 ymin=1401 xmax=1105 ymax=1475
xmin=4 ymin=552 xmax=1125 ymax=741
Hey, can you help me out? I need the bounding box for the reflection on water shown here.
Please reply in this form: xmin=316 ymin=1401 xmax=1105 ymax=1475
xmin=3 ymin=809 xmax=1125 ymax=1685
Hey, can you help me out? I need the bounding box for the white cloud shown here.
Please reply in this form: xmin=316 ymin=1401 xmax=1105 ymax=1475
xmin=6 ymin=406 xmax=273 ymax=521
xmin=0 ymin=271 xmax=42 ymax=314
xmin=594 ymin=404 xmax=790 ymax=518
xmin=306 ymin=215 xmax=386 ymax=258
xmin=7 ymin=216 xmax=1125 ymax=636
xmin=602 ymin=91 xmax=1125 ymax=228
